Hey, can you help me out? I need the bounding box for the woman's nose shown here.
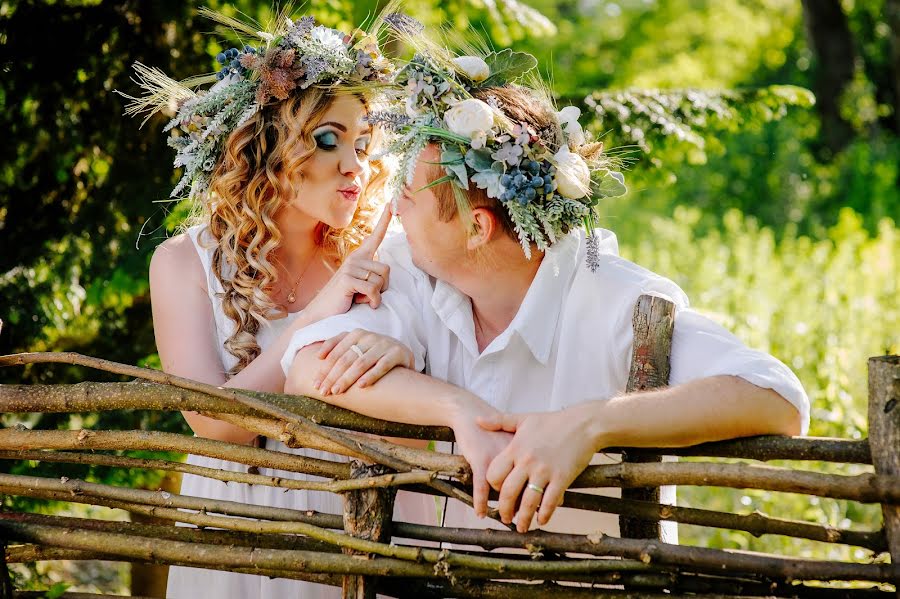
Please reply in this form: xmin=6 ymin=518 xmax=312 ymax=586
xmin=339 ymin=146 xmax=364 ymax=177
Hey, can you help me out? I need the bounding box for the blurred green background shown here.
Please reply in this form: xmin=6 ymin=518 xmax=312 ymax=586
xmin=1 ymin=0 xmax=898 ymax=594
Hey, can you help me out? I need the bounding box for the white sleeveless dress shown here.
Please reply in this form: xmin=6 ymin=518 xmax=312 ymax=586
xmin=166 ymin=225 xmax=436 ymax=598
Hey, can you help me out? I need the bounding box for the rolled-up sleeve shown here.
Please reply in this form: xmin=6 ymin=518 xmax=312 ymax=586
xmin=280 ymin=237 xmax=429 ymax=376
xmin=669 ymin=309 xmax=810 ymax=435
xmin=280 ymin=287 xmax=427 ymax=376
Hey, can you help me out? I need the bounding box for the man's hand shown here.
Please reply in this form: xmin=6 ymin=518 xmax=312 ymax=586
xmin=479 ymin=404 xmax=597 ymax=532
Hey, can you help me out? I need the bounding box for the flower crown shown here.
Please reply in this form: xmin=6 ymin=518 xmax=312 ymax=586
xmin=370 ymin=15 xmax=627 ymax=265
xmin=119 ymin=8 xmax=393 ymax=201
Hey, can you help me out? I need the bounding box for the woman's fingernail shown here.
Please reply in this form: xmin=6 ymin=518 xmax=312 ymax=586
xmin=330 ymin=385 xmax=340 ymax=394
xmin=313 ymin=380 xmax=321 ymax=391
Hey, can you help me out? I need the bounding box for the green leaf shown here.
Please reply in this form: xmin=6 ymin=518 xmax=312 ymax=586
xmin=46 ymin=583 xmax=71 ymax=599
xmin=471 ymin=170 xmax=502 ymax=197
xmin=464 ymin=148 xmax=494 ymax=171
xmin=441 ymin=144 xmax=470 ymax=190
xmin=416 ymin=174 xmax=455 ymax=192
xmin=480 ymin=49 xmax=538 ymax=87
xmin=594 ymin=170 xmax=627 ymax=198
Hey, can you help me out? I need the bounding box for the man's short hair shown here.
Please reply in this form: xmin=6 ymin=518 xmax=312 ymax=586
xmin=426 ymin=85 xmax=565 ymax=242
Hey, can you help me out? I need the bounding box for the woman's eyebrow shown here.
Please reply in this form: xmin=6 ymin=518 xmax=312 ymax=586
xmin=316 ymin=121 xmax=347 ymax=132
xmin=317 ymin=121 xmax=372 ymax=136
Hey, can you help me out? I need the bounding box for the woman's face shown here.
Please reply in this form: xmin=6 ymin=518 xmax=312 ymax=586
xmin=287 ymin=94 xmax=373 ymax=229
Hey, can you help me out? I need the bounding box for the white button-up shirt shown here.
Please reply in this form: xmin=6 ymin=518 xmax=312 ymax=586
xmin=282 ymin=229 xmax=810 ymax=541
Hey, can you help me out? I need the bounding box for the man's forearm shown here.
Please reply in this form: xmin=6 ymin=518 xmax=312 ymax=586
xmin=285 ymin=342 xmax=484 ymax=428
xmin=584 ymin=375 xmax=803 ymax=450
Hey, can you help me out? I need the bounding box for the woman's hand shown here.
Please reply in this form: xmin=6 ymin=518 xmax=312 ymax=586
xmin=314 ymin=329 xmax=415 ymax=396
xmin=303 ymin=206 xmax=393 ymax=322
xmin=450 ymin=402 xmax=514 ymax=519
xmin=479 ymin=404 xmax=598 ymax=532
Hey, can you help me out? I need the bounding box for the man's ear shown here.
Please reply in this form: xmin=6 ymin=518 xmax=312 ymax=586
xmin=466 ymin=207 xmax=496 ymax=251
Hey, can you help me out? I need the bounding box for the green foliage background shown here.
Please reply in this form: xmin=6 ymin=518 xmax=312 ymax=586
xmin=1 ymin=0 xmax=898 ymax=591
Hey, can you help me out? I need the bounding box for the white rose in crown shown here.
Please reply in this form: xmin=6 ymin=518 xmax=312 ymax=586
xmin=557 ymin=105 xmax=586 ymax=147
xmin=553 ymin=145 xmax=591 ymax=199
xmin=444 ymin=98 xmax=495 ymax=140
xmin=452 ymin=56 xmax=490 ymax=82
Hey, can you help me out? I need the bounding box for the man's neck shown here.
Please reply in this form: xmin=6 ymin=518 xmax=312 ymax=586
xmin=457 ymin=248 xmax=544 ymax=352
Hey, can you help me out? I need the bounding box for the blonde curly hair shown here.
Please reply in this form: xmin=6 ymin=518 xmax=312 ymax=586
xmin=198 ymin=87 xmax=387 ymax=376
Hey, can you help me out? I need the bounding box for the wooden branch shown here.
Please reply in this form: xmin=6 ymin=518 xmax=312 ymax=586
xmin=573 ymin=460 xmax=900 ymax=503
xmin=382 ymin=524 xmax=900 ymax=583
xmin=0 ymin=352 xmax=421 ymax=483
xmin=7 ymin=428 xmax=892 ymax=508
xmin=206 ymin=411 xmax=465 ymax=476
xmin=868 ymin=355 xmax=900 ymax=574
xmin=0 ymin=512 xmax=338 ymax=554
xmin=0 ymin=383 xmax=872 ymax=463
xmin=2 ymin=474 xmax=897 ymax=584
xmin=0 ymin=450 xmax=437 ymax=494
xmin=0 ymin=381 xmax=451 ymax=440
xmin=0 ymin=427 xmax=349 ymax=478
xmin=561 ymin=490 xmax=887 ymax=552
xmin=611 ymin=436 xmax=871 ymax=464
xmin=0 ymin=353 xmax=485 ymax=525
xmin=0 ymin=519 xmax=670 ymax=581
xmin=0 ymin=473 xmax=346 ymax=530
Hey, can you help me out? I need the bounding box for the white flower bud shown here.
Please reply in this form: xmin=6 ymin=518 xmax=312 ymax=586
xmin=553 ymin=146 xmax=591 ymax=199
xmin=453 ymin=56 xmax=490 ymax=82
xmin=557 ymin=105 xmax=585 ymax=146
xmin=444 ymin=98 xmax=495 ymax=140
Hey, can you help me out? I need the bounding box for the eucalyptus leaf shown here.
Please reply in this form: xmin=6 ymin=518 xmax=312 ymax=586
xmin=594 ymin=170 xmax=627 ymax=198
xmin=441 ymin=145 xmax=470 ymax=190
xmin=471 ymin=170 xmax=502 ymax=197
xmin=481 ymin=49 xmax=538 ymax=87
xmin=464 ymin=148 xmax=494 ymax=171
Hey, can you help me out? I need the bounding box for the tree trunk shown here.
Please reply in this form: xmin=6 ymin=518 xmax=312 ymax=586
xmin=801 ymin=0 xmax=857 ymax=156
xmin=887 ymin=0 xmax=900 ymax=134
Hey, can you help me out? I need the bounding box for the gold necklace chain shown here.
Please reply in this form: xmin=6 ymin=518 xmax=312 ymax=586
xmin=281 ymin=246 xmax=320 ymax=305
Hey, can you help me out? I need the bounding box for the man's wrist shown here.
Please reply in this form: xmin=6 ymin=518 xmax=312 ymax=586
xmin=572 ymin=400 xmax=614 ymax=451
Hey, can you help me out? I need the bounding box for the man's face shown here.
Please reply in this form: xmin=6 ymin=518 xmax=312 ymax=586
xmin=394 ymin=145 xmax=468 ymax=282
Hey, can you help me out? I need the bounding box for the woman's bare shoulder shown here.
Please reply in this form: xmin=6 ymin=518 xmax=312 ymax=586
xmin=149 ymin=232 xmax=206 ymax=291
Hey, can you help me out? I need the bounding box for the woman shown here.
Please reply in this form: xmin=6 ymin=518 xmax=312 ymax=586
xmin=126 ymin=12 xmax=432 ymax=597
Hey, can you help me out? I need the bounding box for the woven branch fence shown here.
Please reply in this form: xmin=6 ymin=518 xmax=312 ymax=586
xmin=0 ymin=296 xmax=897 ymax=598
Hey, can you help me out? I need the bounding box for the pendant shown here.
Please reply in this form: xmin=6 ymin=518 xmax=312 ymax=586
xmin=287 ymin=292 xmax=296 ymax=304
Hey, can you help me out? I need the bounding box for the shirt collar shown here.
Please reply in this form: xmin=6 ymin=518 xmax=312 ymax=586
xmin=504 ymin=232 xmax=580 ymax=364
xmin=430 ymin=232 xmax=585 ymax=364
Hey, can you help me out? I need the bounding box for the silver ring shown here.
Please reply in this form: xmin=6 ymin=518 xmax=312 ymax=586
xmin=349 ymin=344 xmax=365 ymax=359
xmin=527 ymin=482 xmax=545 ymax=494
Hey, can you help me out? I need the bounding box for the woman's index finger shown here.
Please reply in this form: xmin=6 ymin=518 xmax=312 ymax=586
xmin=358 ymin=205 xmax=393 ymax=259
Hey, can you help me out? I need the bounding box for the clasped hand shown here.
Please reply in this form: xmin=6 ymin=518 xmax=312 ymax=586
xmin=476 ymin=405 xmax=597 ymax=533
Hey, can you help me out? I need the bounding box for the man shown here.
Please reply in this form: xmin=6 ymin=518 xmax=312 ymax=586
xmin=280 ymin=54 xmax=808 ymax=539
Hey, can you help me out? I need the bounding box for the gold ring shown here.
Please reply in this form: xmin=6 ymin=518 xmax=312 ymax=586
xmin=363 ymin=270 xmax=371 ymax=281
xmin=349 ymin=344 xmax=365 ymax=359
xmin=527 ymin=482 xmax=545 ymax=494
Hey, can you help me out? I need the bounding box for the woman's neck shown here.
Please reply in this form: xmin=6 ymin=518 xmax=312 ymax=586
xmin=273 ymin=211 xmax=321 ymax=271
